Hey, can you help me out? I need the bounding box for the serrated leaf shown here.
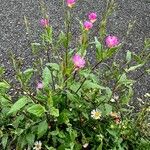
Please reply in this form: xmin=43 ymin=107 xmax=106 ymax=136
xmin=27 ymin=104 xmax=46 ymax=117
xmin=38 ymin=120 xmax=48 ymax=138
xmin=8 ymin=96 xmax=28 ymax=115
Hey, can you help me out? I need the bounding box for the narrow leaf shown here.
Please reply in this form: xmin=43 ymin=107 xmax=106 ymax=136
xmin=8 ymin=96 xmax=28 ymax=115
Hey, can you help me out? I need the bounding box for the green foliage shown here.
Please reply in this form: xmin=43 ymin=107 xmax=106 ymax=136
xmin=7 ymin=96 xmax=28 ymax=115
xmin=27 ymin=104 xmax=46 ymax=117
xmin=0 ymin=0 xmax=149 ymax=149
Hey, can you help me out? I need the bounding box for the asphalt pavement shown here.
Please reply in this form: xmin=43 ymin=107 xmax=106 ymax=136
xmin=0 ymin=0 xmax=150 ymax=107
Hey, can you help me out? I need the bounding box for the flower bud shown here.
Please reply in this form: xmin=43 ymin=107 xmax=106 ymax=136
xmin=105 ymin=35 xmax=119 ymax=48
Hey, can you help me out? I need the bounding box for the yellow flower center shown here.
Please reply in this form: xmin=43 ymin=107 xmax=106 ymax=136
xmin=95 ymin=111 xmax=101 ymax=117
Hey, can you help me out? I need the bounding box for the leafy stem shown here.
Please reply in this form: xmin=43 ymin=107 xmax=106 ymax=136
xmin=75 ymin=60 xmax=103 ymax=94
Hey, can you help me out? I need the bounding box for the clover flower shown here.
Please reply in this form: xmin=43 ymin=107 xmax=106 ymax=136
xmin=36 ymin=82 xmax=43 ymax=90
xmin=39 ymin=18 xmax=49 ymax=27
xmin=66 ymin=0 xmax=76 ymax=8
xmin=72 ymin=54 xmax=86 ymax=69
xmin=105 ymin=35 xmax=119 ymax=48
xmin=33 ymin=141 xmax=42 ymax=150
xmin=83 ymin=21 xmax=93 ymax=31
xmin=88 ymin=12 xmax=97 ymax=23
xmin=91 ymin=109 xmax=102 ymax=120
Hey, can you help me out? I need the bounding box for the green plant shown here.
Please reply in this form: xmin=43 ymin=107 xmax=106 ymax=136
xmin=0 ymin=0 xmax=150 ymax=149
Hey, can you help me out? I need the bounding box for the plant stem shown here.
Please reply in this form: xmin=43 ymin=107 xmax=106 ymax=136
xmin=75 ymin=60 xmax=103 ymax=94
xmin=46 ymin=47 xmax=55 ymax=91
xmin=65 ymin=10 xmax=71 ymax=77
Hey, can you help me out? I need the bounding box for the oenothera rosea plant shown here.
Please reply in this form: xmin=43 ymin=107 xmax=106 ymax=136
xmin=0 ymin=0 xmax=150 ymax=149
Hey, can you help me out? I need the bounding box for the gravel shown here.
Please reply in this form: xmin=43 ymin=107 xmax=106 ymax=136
xmin=0 ymin=0 xmax=150 ymax=106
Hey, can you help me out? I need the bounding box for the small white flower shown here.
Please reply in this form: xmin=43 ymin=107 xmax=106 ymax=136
xmin=33 ymin=141 xmax=42 ymax=150
xmin=83 ymin=143 xmax=89 ymax=148
xmin=110 ymin=98 xmax=115 ymax=102
xmin=91 ymin=109 xmax=102 ymax=120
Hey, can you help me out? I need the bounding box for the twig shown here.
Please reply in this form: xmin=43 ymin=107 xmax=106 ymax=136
xmin=75 ymin=60 xmax=103 ymax=94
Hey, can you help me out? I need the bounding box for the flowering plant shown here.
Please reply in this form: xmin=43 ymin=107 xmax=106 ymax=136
xmin=0 ymin=0 xmax=150 ymax=149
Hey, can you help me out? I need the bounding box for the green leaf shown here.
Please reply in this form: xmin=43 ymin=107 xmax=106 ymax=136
xmin=97 ymin=141 xmax=103 ymax=150
xmin=132 ymin=53 xmax=143 ymax=64
xmin=83 ymin=80 xmax=101 ymax=89
xmin=46 ymin=63 xmax=60 ymax=71
xmin=0 ymin=95 xmax=11 ymax=106
xmin=95 ymin=37 xmax=103 ymax=60
xmin=42 ymin=67 xmax=52 ymax=87
xmin=23 ymin=68 xmax=34 ymax=84
xmin=0 ymin=81 xmax=10 ymax=90
xmin=118 ymin=73 xmax=134 ymax=86
xmin=27 ymin=104 xmax=46 ymax=117
xmin=126 ymin=50 xmax=132 ymax=63
xmin=104 ymin=104 xmax=112 ymax=115
xmin=105 ymin=46 xmax=120 ymax=59
xmin=31 ymin=42 xmax=41 ymax=54
xmin=67 ymin=91 xmax=78 ymax=102
xmin=8 ymin=96 xmax=28 ymax=115
xmin=107 ymin=129 xmax=117 ymax=137
xmin=45 ymin=146 xmax=56 ymax=150
xmin=50 ymin=107 xmax=59 ymax=117
xmin=57 ymin=31 xmax=68 ymax=48
xmin=121 ymin=87 xmax=133 ymax=104
xmin=38 ymin=120 xmax=48 ymax=138
xmin=2 ymin=134 xmax=8 ymax=149
xmin=46 ymin=26 xmax=53 ymax=44
xmin=26 ymin=133 xmax=35 ymax=146
xmin=47 ymin=91 xmax=53 ymax=108
xmin=58 ymin=109 xmax=70 ymax=124
xmin=0 ymin=66 xmax=5 ymax=76
xmin=125 ymin=63 xmax=144 ymax=72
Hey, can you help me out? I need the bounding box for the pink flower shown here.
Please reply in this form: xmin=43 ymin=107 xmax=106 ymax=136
xmin=72 ymin=54 xmax=86 ymax=69
xmin=88 ymin=12 xmax=97 ymax=23
xmin=83 ymin=21 xmax=93 ymax=31
xmin=66 ymin=0 xmax=76 ymax=8
xmin=105 ymin=35 xmax=119 ymax=48
xmin=36 ymin=82 xmax=43 ymax=90
xmin=39 ymin=18 xmax=49 ymax=27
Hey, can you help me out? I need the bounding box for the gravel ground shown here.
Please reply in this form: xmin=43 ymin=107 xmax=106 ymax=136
xmin=0 ymin=0 xmax=150 ymax=106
